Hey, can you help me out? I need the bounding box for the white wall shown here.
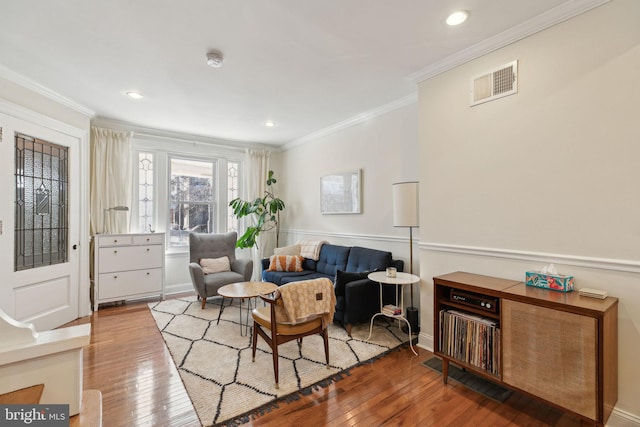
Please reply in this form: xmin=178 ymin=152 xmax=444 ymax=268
xmin=418 ymin=0 xmax=639 ymax=423
xmin=277 ymin=101 xmax=420 ymax=302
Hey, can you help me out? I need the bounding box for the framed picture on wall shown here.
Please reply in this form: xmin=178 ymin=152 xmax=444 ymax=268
xmin=320 ymin=169 xmax=361 ymax=214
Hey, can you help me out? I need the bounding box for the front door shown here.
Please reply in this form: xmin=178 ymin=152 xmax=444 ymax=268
xmin=0 ymin=112 xmax=81 ymax=331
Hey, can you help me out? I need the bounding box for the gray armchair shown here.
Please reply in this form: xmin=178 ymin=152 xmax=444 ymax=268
xmin=188 ymin=231 xmax=253 ymax=309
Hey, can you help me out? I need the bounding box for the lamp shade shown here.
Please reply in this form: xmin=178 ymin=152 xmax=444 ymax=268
xmin=392 ymin=182 xmax=419 ymax=227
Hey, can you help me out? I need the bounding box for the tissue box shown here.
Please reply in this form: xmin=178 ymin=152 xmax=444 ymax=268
xmin=525 ymin=271 xmax=574 ymax=292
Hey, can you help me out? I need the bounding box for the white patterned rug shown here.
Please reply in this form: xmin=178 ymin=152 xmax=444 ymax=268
xmin=149 ymin=296 xmax=410 ymax=426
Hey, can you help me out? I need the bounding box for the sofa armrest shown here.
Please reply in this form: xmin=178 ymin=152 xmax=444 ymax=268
xmin=231 ymin=258 xmax=254 ymax=281
xmin=261 ymin=257 xmax=271 ymax=271
xmin=188 ymin=262 xmax=206 ymax=297
xmin=391 ymin=259 xmax=404 ymax=273
xmin=343 ymin=278 xmax=380 ymax=321
xmin=334 ymin=270 xmax=370 ymax=297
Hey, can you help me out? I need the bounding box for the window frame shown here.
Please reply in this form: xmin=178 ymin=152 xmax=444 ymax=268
xmin=132 ymin=137 xmax=244 ymax=254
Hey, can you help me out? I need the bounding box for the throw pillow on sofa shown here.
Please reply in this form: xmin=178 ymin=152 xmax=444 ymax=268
xmin=268 ymin=255 xmax=304 ymax=272
xmin=199 ymin=256 xmax=231 ymax=274
xmin=334 ymin=269 xmax=371 ymax=296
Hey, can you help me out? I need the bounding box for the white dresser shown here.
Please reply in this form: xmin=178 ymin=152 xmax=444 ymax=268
xmin=93 ymin=233 xmax=165 ymax=310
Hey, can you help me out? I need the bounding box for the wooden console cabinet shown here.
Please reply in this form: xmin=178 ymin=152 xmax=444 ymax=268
xmin=433 ymin=271 xmax=617 ymax=426
xmin=93 ymin=233 xmax=165 ymax=310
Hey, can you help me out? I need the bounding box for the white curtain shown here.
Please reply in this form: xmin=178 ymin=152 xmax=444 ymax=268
xmin=246 ymin=149 xmax=271 ymax=279
xmin=90 ymin=127 xmax=132 ymax=235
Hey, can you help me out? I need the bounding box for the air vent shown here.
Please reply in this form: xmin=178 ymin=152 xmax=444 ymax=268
xmin=470 ymin=60 xmax=518 ymax=106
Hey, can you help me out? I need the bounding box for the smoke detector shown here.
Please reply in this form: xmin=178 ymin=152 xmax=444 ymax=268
xmin=206 ymin=51 xmax=224 ymax=68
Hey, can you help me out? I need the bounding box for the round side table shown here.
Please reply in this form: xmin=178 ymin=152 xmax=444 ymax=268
xmin=366 ymin=271 xmax=419 ymax=356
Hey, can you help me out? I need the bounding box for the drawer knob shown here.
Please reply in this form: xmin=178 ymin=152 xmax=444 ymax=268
xmin=146 ymin=272 xmax=150 ymax=276
xmin=146 ymin=238 xmax=150 ymax=242
xmin=146 ymin=248 xmax=150 ymax=252
xmin=113 ymin=275 xmax=118 ymax=279
xmin=113 ymin=239 xmax=118 ymax=243
xmin=113 ymin=250 xmax=118 ymax=254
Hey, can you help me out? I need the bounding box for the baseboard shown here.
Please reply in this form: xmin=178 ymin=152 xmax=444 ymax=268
xmin=416 ymin=332 xmax=434 ymax=353
xmin=164 ymin=282 xmax=193 ymax=297
xmin=608 ymin=408 xmax=640 ymax=427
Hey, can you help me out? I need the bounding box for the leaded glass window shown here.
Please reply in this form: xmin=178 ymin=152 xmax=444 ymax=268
xmin=15 ymin=133 xmax=68 ymax=271
xmin=227 ymin=161 xmax=239 ymax=232
xmin=138 ymin=152 xmax=154 ymax=232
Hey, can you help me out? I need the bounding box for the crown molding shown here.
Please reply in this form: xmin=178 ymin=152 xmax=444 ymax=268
xmin=0 ymin=98 xmax=87 ymax=138
xmin=285 ymin=93 xmax=417 ymax=150
xmin=407 ymin=0 xmax=610 ymax=83
xmin=0 ymin=64 xmax=95 ymax=117
xmin=92 ymin=116 xmax=279 ymax=153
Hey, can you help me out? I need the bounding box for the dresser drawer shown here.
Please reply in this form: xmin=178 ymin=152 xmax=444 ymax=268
xmin=133 ymin=233 xmax=164 ymax=245
xmin=98 ymin=244 xmax=163 ymax=272
xmin=96 ymin=234 xmax=134 ymax=247
xmin=98 ymin=268 xmax=163 ymax=299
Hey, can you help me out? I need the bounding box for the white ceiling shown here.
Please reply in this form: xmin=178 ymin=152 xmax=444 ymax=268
xmin=0 ymin=1 xmax=604 ymax=146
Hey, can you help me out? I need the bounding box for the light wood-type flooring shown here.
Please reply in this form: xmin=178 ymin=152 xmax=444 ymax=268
xmin=63 ymin=295 xmax=584 ymax=427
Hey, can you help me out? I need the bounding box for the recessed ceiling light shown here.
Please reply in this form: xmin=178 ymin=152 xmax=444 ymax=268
xmin=446 ymin=10 xmax=469 ymax=26
xmin=126 ymin=91 xmax=143 ymax=99
xmin=264 ymin=121 xmax=276 ymax=128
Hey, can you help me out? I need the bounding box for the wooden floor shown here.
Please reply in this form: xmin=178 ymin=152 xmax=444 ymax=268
xmin=64 ymin=295 xmax=584 ymax=427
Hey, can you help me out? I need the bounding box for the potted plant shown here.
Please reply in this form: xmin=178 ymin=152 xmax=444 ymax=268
xmin=229 ymin=170 xmax=285 ymax=249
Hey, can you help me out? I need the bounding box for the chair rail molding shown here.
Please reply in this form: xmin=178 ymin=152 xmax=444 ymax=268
xmin=420 ymin=242 xmax=640 ymax=274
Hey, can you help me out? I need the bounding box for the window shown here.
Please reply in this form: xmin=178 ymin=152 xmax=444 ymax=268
xmin=169 ymin=157 xmax=216 ymax=248
xmin=227 ymin=161 xmax=239 ymax=232
xmin=133 ymin=137 xmax=243 ymax=251
xmin=138 ymin=152 xmax=154 ymax=233
xmin=14 ymin=133 xmax=68 ymax=271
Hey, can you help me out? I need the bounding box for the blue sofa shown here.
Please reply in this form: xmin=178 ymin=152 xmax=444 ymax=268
xmin=262 ymin=244 xmax=403 ymax=336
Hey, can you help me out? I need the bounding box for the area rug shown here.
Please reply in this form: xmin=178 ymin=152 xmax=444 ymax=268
xmin=422 ymin=357 xmax=513 ymax=403
xmin=149 ymin=296 xmax=410 ymax=426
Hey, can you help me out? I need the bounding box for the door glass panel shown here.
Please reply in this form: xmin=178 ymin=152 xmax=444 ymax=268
xmin=15 ymin=133 xmax=68 ymax=271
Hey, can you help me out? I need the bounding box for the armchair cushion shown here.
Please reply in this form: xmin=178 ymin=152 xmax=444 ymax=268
xmin=199 ymin=256 xmax=231 ymax=274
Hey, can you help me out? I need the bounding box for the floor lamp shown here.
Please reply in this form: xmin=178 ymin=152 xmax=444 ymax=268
xmin=103 ymin=206 xmax=129 ymax=234
xmin=392 ymin=181 xmax=419 ymax=333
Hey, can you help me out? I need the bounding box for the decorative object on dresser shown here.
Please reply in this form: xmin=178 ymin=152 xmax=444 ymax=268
xmin=187 ymin=232 xmax=253 ymax=309
xmin=433 ymin=271 xmax=618 ymax=427
xmin=392 ymin=181 xmax=419 ymax=332
xmin=93 ymin=233 xmax=165 ymax=310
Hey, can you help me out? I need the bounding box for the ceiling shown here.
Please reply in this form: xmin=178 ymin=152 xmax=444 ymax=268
xmin=0 ymin=1 xmax=601 ymax=146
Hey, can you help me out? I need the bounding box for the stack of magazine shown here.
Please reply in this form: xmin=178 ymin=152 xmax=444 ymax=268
xmin=382 ymin=304 xmax=402 ymax=316
xmin=439 ymin=309 xmax=500 ymax=376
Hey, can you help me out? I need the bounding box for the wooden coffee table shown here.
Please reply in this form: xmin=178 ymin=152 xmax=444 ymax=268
xmin=217 ymin=281 xmax=278 ymax=335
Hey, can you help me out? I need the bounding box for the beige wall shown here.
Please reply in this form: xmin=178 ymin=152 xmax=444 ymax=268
xmin=276 ymin=102 xmax=420 ymax=295
xmin=418 ymin=0 xmax=639 ymax=420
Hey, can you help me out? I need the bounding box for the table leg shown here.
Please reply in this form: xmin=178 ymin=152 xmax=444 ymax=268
xmin=366 ymin=313 xmax=384 ymax=341
xmin=216 ymin=297 xmax=229 ymax=325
